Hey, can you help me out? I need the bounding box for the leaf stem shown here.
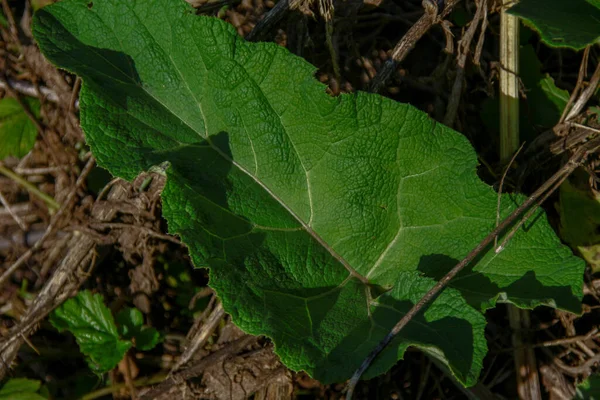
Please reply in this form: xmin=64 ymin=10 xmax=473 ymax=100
xmin=0 ymin=165 xmax=60 ymax=212
xmin=345 ymin=138 xmax=600 ymax=399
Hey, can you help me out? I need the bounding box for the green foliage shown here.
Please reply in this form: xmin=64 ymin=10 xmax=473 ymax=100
xmin=0 ymin=97 xmax=40 ymax=159
xmin=576 ymin=374 xmax=600 ymax=399
xmin=50 ymin=291 xmax=132 ymax=373
xmin=115 ymin=307 xmax=161 ymax=351
xmin=34 ymin=0 xmax=585 ymax=385
xmin=50 ymin=291 xmax=161 ymax=373
xmin=0 ymin=378 xmax=46 ymax=400
xmin=559 ymin=171 xmax=600 ymax=274
xmin=508 ymin=0 xmax=600 ymax=50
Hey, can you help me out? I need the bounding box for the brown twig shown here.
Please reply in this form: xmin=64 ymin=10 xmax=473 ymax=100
xmin=0 ymin=77 xmax=61 ymax=103
xmin=87 ymin=222 xmax=183 ymax=245
xmin=246 ymin=0 xmax=292 ymax=42
xmin=495 ymin=142 xmax=525 ymax=249
xmin=345 ymin=138 xmax=600 ymax=399
xmin=0 ymin=191 xmax=27 ymax=230
xmin=68 ymin=77 xmax=81 ymax=113
xmin=171 ymin=301 xmax=225 ymax=372
xmin=0 ymin=157 xmax=95 ymax=289
xmin=139 ymin=335 xmax=257 ymax=399
xmin=564 ymin=59 xmax=600 ymax=122
xmin=559 ymin=46 xmax=590 ymax=124
xmin=1 ymin=0 xmax=19 ymax=42
xmin=369 ymin=0 xmax=463 ymax=93
xmin=443 ymin=0 xmax=487 ymax=127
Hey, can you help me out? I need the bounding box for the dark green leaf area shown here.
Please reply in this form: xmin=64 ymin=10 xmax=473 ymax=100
xmin=115 ymin=307 xmax=161 ymax=351
xmin=576 ymin=374 xmax=600 ymax=399
xmin=0 ymin=378 xmax=46 ymax=400
xmin=509 ymin=0 xmax=600 ymax=50
xmin=34 ymin=0 xmax=584 ymax=385
xmin=50 ymin=291 xmax=131 ymax=373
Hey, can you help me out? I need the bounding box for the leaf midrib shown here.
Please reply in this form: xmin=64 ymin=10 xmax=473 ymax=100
xmin=86 ymin=3 xmax=369 ymax=285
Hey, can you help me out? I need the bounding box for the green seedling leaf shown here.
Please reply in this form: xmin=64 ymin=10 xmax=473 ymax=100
xmin=508 ymin=0 xmax=600 ymax=50
xmin=0 ymin=378 xmax=46 ymax=400
xmin=50 ymin=290 xmax=131 ymax=373
xmin=115 ymin=307 xmax=161 ymax=351
xmin=576 ymin=374 xmax=600 ymax=399
xmin=0 ymin=97 xmax=40 ymax=159
xmin=34 ymin=0 xmax=584 ymax=385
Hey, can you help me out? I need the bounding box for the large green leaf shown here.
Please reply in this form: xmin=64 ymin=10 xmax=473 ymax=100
xmin=33 ymin=0 xmax=584 ymax=385
xmin=508 ymin=0 xmax=600 ymax=50
xmin=50 ymin=290 xmax=131 ymax=373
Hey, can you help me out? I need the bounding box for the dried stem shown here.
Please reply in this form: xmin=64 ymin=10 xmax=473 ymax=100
xmin=565 ymin=59 xmax=600 ymax=122
xmin=0 ymin=158 xmax=94 ymax=289
xmin=0 ymin=165 xmax=60 ymax=213
xmin=369 ymin=0 xmax=463 ymax=93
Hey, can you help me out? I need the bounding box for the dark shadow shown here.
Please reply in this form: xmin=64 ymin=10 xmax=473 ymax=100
xmin=314 ymin=296 xmax=477 ymax=385
xmin=417 ymin=254 xmax=500 ymax=309
xmin=417 ymin=253 xmax=581 ymax=312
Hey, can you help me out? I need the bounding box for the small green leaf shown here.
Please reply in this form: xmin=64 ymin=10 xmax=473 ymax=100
xmin=134 ymin=327 xmax=161 ymax=351
xmin=115 ymin=307 xmax=143 ymax=338
xmin=116 ymin=307 xmax=161 ymax=351
xmin=50 ymin=290 xmax=131 ymax=373
xmin=0 ymin=378 xmax=46 ymax=400
xmin=0 ymin=97 xmax=40 ymax=159
xmin=576 ymin=374 xmax=600 ymax=399
xmin=508 ymin=0 xmax=600 ymax=50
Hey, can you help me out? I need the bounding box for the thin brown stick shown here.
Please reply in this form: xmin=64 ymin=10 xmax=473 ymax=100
xmin=535 ymin=328 xmax=599 ymax=349
xmin=246 ymin=0 xmax=291 ymax=42
xmin=68 ymin=77 xmax=81 ymax=113
xmin=0 ymin=77 xmax=61 ymax=103
xmin=565 ymin=57 xmax=600 ymax=122
xmin=443 ymin=0 xmax=487 ymax=126
xmin=345 ymin=139 xmax=599 ymax=399
xmin=171 ymin=301 xmax=225 ymax=372
xmin=559 ymin=47 xmax=590 ymax=124
xmin=87 ymin=222 xmax=182 ymax=245
xmin=0 ymin=157 xmax=95 ymax=289
xmin=1 ymin=0 xmax=19 ymax=41
xmin=369 ymin=0 xmax=463 ymax=93
xmin=0 ymin=191 xmax=27 ymax=230
xmin=495 ymin=142 xmax=525 ymax=249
